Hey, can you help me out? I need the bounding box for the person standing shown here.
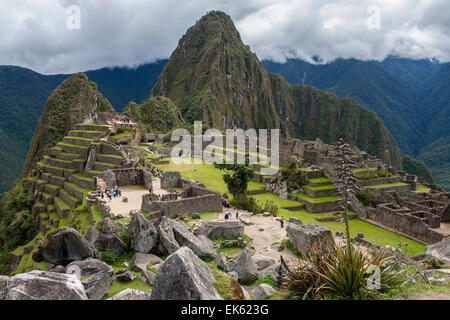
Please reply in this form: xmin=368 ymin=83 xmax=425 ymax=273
xmin=224 ymin=212 xmax=229 ymax=221
xmin=235 ymin=210 xmax=239 ymax=219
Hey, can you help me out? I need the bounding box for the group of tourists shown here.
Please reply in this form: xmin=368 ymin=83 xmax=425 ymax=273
xmin=221 ymin=197 xmax=231 ymax=208
xmin=115 ymin=115 xmax=131 ymax=123
xmin=98 ymin=186 xmax=122 ymax=201
xmin=224 ymin=209 xmax=239 ymax=220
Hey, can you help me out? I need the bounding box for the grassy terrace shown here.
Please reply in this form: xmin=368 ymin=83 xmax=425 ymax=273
xmin=304 ymin=184 xmax=335 ymax=190
xmin=308 ymin=177 xmax=331 ymax=183
xmin=73 ymin=173 xmax=95 ymax=182
xmin=54 ymin=196 xmax=70 ymax=210
xmin=365 ymin=183 xmax=408 ymax=188
xmin=352 ymin=167 xmax=378 ymax=172
xmin=295 ymin=193 xmax=341 ymax=203
xmin=154 ymin=156 xmax=426 ymax=256
xmin=416 ymin=184 xmax=430 ymax=192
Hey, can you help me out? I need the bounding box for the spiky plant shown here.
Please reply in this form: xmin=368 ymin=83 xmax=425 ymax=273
xmin=332 ymin=138 xmax=360 ymax=252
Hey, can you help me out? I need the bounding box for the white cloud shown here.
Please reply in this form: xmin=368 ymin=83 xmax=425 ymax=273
xmin=0 ymin=0 xmax=448 ymax=74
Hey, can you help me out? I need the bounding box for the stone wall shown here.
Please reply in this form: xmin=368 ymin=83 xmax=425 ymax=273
xmin=368 ymin=204 xmax=444 ymax=244
xmin=160 ymin=171 xmax=182 ymax=189
xmin=141 ymin=186 xmax=222 ymax=218
xmin=110 ymin=168 xmax=152 ymax=189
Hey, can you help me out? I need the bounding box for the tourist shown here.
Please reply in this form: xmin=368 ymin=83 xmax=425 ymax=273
xmin=280 ymin=217 xmax=285 ymax=229
xmin=224 ymin=212 xmax=229 ymax=221
xmin=149 ymin=187 xmax=153 ymax=194
xmin=101 ymin=192 xmax=104 ymax=199
xmin=119 ymin=144 xmax=123 ymax=151
xmin=235 ymin=210 xmax=239 ymax=219
xmin=118 ymin=188 xmax=122 ymax=197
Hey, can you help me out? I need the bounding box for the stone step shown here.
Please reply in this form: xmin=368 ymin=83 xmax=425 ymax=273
xmin=75 ymin=123 xmax=111 ymax=132
xmin=71 ymin=173 xmax=96 ymax=189
xmin=55 ymin=152 xmax=80 ymax=161
xmin=64 ymin=181 xmax=89 ymax=200
xmin=54 ymin=197 xmax=71 ymax=218
xmin=68 ymin=130 xmax=105 ymax=139
xmin=282 ymin=205 xmax=305 ymax=211
xmin=44 ymin=165 xmax=75 ymax=179
xmin=40 ymin=192 xmax=54 ymax=205
xmin=48 ymin=174 xmax=67 ymax=187
xmin=93 ymin=161 xmax=117 ymax=171
xmin=57 ymin=143 xmax=89 ymax=157
xmin=49 ymin=146 xmax=63 ymax=157
xmin=45 ymin=157 xmax=77 ymax=170
xmin=59 ymin=188 xmax=81 ymax=208
xmin=303 ymin=185 xmax=337 ymax=198
xmin=44 ymin=183 xmax=62 ymax=196
xmin=41 ymin=172 xmax=51 ymax=183
xmin=306 ymin=177 xmax=332 ymax=187
xmin=63 ymin=136 xmax=92 ymax=147
xmin=357 ymin=176 xmax=401 ymax=187
xmin=85 ymin=169 xmax=104 ymax=179
xmin=95 ymin=153 xmax=123 ymax=165
xmin=92 ymin=141 xmax=123 ymax=157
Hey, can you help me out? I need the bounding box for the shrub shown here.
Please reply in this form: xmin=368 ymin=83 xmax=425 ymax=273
xmin=282 ymin=244 xmax=401 ymax=300
xmin=163 ymin=132 xmax=172 ymax=143
xmin=251 ymin=275 xmax=277 ymax=287
xmin=231 ymin=196 xmax=262 ymax=214
xmin=222 ymin=193 xmax=229 ymax=199
xmin=262 ymin=200 xmax=279 ymax=216
xmin=101 ymin=248 xmax=119 ymax=264
xmin=356 ymin=189 xmax=377 ymax=206
xmin=115 ymin=127 xmax=125 ymax=135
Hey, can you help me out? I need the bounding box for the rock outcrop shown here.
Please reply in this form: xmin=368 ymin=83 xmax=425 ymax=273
xmin=249 ymin=284 xmax=274 ymax=300
xmin=229 ymin=247 xmax=258 ymax=284
xmin=151 ymin=247 xmax=222 ymax=300
xmin=286 ymin=223 xmax=335 ymax=256
xmin=196 ymin=221 xmax=244 ymax=240
xmin=0 ymin=276 xmax=9 ymax=300
xmin=32 ymin=227 xmax=101 ymax=266
xmin=130 ymin=253 xmax=162 ymax=272
xmin=426 ymin=238 xmax=450 ymax=265
xmin=107 ymin=288 xmax=152 ymax=300
xmin=85 ymin=225 xmax=127 ymax=256
xmin=169 ymin=219 xmax=217 ymax=259
xmin=6 ymin=271 xmax=88 ymax=300
xmin=66 ymin=258 xmax=114 ymax=300
xmin=127 ymin=213 xmax=157 ymax=253
xmin=156 ymin=216 xmax=180 ymax=255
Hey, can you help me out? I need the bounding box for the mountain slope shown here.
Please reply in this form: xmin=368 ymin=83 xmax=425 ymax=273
xmin=21 ymin=73 xmax=114 ymax=176
xmin=151 ymin=11 xmax=406 ymax=169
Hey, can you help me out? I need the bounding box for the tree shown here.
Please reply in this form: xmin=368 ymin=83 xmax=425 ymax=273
xmin=332 ymin=139 xmax=360 ymax=253
xmin=214 ymin=158 xmax=254 ymax=199
xmin=280 ymin=160 xmax=308 ymax=192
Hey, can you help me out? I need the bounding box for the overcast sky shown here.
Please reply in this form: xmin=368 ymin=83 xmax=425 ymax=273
xmin=0 ymin=0 xmax=448 ymax=74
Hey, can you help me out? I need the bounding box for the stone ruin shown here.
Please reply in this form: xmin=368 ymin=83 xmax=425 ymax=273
xmin=367 ymin=190 xmax=450 ymax=244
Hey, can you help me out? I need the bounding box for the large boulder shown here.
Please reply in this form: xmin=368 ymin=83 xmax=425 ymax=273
xmin=107 ymin=288 xmax=152 ymax=300
xmin=253 ymin=254 xmax=275 ymax=270
xmin=286 ymin=223 xmax=335 ymax=256
xmin=85 ymin=225 xmax=127 ymax=256
xmin=0 ymin=276 xmax=9 ymax=300
xmin=249 ymin=284 xmax=274 ymax=300
xmin=6 ymin=271 xmax=88 ymax=300
xmin=66 ymin=259 xmax=114 ymax=300
xmin=130 ymin=253 xmax=163 ymax=272
xmin=140 ymin=269 xmax=157 ymax=285
xmin=156 ymin=216 xmax=180 ymax=255
xmin=196 ymin=221 xmax=244 ymax=240
xmin=115 ymin=268 xmax=136 ymax=281
xmin=151 ymin=247 xmax=222 ymax=300
xmin=426 ymin=238 xmax=450 ymax=265
xmin=229 ymin=247 xmax=258 ymax=284
xmin=127 ymin=213 xmax=157 ymax=253
xmin=169 ymin=219 xmax=217 ymax=259
xmin=32 ymin=227 xmax=101 ymax=266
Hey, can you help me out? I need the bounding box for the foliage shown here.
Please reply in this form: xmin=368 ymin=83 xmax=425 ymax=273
xmin=251 ymin=275 xmax=277 ymax=287
xmin=231 ymin=196 xmax=261 ymax=214
xmin=332 ymin=139 xmax=360 ymax=250
xmin=282 ymin=244 xmax=402 ymax=300
xmin=356 ymin=189 xmax=378 ymax=206
xmin=214 ymin=158 xmax=254 ymax=198
xmin=262 ymin=200 xmax=279 ymax=216
xmin=101 ymin=248 xmax=119 ymax=265
xmin=280 ymin=160 xmax=308 ymax=192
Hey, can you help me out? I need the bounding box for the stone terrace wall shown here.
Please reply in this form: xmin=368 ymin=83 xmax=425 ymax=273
xmin=368 ymin=204 xmax=444 ymax=244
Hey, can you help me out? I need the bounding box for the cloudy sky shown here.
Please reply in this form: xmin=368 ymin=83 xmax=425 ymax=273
xmin=0 ymin=0 xmax=448 ymax=74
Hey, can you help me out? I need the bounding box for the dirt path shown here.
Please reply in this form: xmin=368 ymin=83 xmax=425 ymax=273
xmin=243 ymin=215 xmax=298 ymax=264
xmin=107 ymin=185 xmax=149 ymax=218
xmin=398 ymin=292 xmax=450 ymax=300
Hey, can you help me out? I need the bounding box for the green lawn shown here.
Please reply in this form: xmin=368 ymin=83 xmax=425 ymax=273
xmin=294 ymin=193 xmax=341 ymax=203
xmin=304 ymin=184 xmax=335 ymax=190
xmin=308 ymin=177 xmax=331 ymax=183
xmin=416 ymin=184 xmax=430 ymax=192
xmin=365 ymin=183 xmax=408 ymax=188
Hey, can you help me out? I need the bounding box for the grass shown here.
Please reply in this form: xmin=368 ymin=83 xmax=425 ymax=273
xmin=353 ymin=167 xmax=378 ymax=172
xmin=294 ymin=193 xmax=341 ymax=203
xmin=91 ymin=204 xmax=103 ymax=222
xmin=54 ymin=196 xmax=71 ymax=211
xmin=308 ymin=177 xmax=331 ymax=183
xmin=304 ymin=184 xmax=335 ymax=190
xmin=416 ymin=184 xmax=430 ymax=192
xmin=365 ymin=183 xmax=408 ymax=188
xmin=205 ymin=260 xmax=244 ymax=300
xmin=278 ymin=208 xmax=426 ymax=256
xmin=73 ymin=173 xmax=94 ymax=182
xmin=218 ymin=247 xmax=243 ymax=256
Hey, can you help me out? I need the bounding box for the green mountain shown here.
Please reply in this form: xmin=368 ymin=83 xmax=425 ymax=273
xmin=21 ymin=73 xmax=114 ymax=176
xmin=151 ymin=11 xmax=408 ymax=169
xmin=123 ymin=96 xmax=185 ymax=134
